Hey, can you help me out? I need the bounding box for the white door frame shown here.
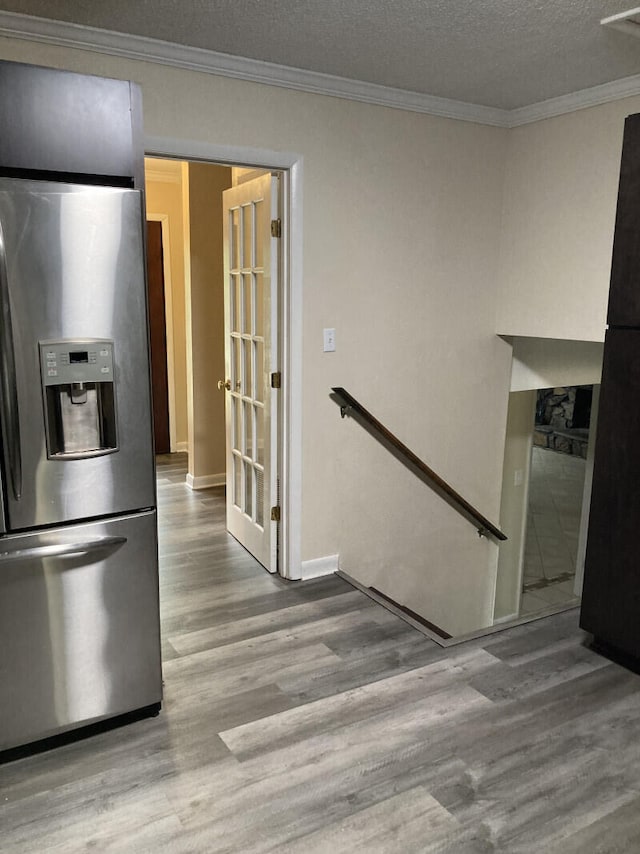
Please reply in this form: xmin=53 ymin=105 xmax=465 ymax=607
xmin=145 ymin=135 xmax=303 ymax=580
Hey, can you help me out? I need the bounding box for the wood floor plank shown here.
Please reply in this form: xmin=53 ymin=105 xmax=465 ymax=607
xmin=219 ymin=647 xmax=498 ymax=761
xmin=167 ymin=589 xmax=375 ymax=655
xmin=164 ymin=641 xmax=342 ymax=699
xmin=276 ymin=786 xmax=462 ymax=854
xmin=467 ymin=641 xmax=610 ymax=703
xmin=223 ymin=685 xmax=493 ymax=789
xmin=546 ymin=794 xmax=640 ymax=853
xmin=479 ymin=607 xmax=583 ymax=661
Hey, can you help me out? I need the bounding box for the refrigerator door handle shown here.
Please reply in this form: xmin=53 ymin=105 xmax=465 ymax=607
xmin=0 ymin=535 xmax=127 ymax=563
xmin=0 ymin=219 xmax=22 ymax=501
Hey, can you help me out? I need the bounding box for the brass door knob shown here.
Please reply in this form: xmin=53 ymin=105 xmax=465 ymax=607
xmin=217 ymin=379 xmax=231 ymax=391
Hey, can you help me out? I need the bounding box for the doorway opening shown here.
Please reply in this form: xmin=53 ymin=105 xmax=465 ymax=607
xmin=146 ymin=217 xmax=172 ymax=455
xmin=495 ymin=382 xmax=600 ymax=627
xmin=143 ymin=153 xmax=296 ymax=578
xmin=520 ymin=386 xmax=593 ymax=616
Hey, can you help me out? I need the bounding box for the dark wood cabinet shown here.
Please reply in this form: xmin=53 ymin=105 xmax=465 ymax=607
xmin=581 ymin=112 xmax=640 ymax=662
xmin=606 ymin=114 xmax=640 ymax=327
xmin=581 ymin=329 xmax=640 ymax=654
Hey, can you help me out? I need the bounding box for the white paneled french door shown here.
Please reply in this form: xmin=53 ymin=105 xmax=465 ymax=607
xmin=221 ymin=174 xmax=279 ymax=572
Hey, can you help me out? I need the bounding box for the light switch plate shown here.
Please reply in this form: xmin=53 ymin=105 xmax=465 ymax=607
xmin=323 ymin=328 xmax=336 ymax=352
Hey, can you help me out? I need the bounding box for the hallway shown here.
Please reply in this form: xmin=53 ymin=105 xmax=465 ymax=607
xmin=2 ymin=456 xmax=640 ymax=852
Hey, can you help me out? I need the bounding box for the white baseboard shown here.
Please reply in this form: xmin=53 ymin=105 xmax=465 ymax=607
xmin=174 ymin=441 xmax=188 ymax=453
xmin=493 ymin=611 xmax=519 ymax=625
xmin=300 ymin=554 xmax=339 ymax=580
xmin=185 ymin=472 xmax=226 ymax=490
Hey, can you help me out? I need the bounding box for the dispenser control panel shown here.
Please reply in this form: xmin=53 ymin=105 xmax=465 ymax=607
xmin=39 ymin=340 xmax=115 ymax=386
xmin=39 ymin=338 xmax=118 ymax=459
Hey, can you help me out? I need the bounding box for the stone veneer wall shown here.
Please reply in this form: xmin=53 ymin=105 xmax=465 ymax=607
xmin=533 ymin=386 xmax=592 ymax=458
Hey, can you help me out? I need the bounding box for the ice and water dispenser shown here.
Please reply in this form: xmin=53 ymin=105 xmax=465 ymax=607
xmin=39 ymin=340 xmax=118 ymax=458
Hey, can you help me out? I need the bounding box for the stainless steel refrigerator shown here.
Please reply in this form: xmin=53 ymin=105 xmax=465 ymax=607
xmin=0 ymin=178 xmax=162 ymax=754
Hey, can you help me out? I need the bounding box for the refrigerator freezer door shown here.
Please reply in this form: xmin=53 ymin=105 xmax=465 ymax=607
xmin=0 ymin=178 xmax=155 ymax=531
xmin=0 ymin=510 xmax=161 ymax=752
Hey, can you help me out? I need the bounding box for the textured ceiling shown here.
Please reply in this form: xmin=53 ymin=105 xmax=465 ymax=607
xmin=4 ymin=1 xmax=640 ymax=109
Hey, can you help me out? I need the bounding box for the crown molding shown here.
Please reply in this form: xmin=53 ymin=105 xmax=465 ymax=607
xmin=1 ymin=11 xmax=640 ymax=129
xmin=507 ymin=73 xmax=640 ymax=127
xmin=0 ymin=11 xmax=509 ymax=126
xmin=601 ymin=8 xmax=640 ymax=38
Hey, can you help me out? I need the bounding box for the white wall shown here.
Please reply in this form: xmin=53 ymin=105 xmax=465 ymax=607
xmin=185 ymin=163 xmax=230 ymax=487
xmin=0 ymin=36 xmax=512 ymax=635
xmin=494 ymin=390 xmax=536 ymax=622
xmin=497 ymin=98 xmax=640 ymax=343
xmin=509 ymin=337 xmax=603 ymax=392
xmin=1 ymin=35 xmax=630 ymax=635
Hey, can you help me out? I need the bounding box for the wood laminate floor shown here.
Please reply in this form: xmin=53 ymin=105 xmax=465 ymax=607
xmin=2 ymin=454 xmax=640 ymax=852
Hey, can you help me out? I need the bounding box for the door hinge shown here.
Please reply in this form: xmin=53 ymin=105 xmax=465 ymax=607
xmin=270 ymin=218 xmax=282 ymax=238
xmin=271 ymin=371 xmax=282 ymax=389
xmin=271 ymin=505 xmax=281 ymax=522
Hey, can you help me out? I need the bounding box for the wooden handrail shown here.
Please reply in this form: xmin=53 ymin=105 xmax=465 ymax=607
xmin=331 ymin=387 xmax=507 ymax=543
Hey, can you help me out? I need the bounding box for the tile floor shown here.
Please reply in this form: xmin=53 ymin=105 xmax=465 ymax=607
xmin=520 ymin=446 xmax=586 ymax=617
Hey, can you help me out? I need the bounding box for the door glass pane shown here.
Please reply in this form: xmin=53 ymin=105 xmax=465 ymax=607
xmin=242 ymin=204 xmax=253 ymax=268
xmin=231 ymin=208 xmax=241 ymax=270
xmin=231 ymin=274 xmax=241 ymax=333
xmin=255 ymin=273 xmax=264 ymax=338
xmin=244 ymin=400 xmax=253 ymax=459
xmin=232 ymin=395 xmax=242 ymax=452
xmin=255 ymin=340 xmax=264 ymax=404
xmin=233 ymin=455 xmax=241 ymax=508
xmin=244 ymin=461 xmax=253 ymax=517
xmin=243 ymin=273 xmax=253 ymax=335
xmin=243 ymin=339 xmax=253 ymax=397
xmin=256 ymin=467 xmax=264 ymax=527
xmin=255 ymin=199 xmax=264 ymax=268
xmin=231 ymin=336 xmax=241 ymax=390
xmin=256 ymin=406 xmax=264 ymax=466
